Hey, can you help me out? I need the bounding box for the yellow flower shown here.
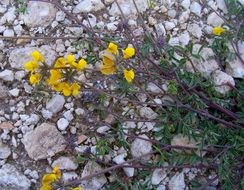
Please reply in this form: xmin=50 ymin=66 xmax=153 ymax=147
xmin=66 ymin=54 xmax=75 ymax=64
xmin=122 ymin=47 xmax=135 ymax=59
xmin=73 ymin=59 xmax=87 ymax=71
xmin=62 ymin=82 xmax=72 ymax=96
xmin=29 ymin=73 xmax=41 ymax=84
xmin=51 ymin=82 xmax=64 ymax=92
xmin=40 ymin=184 xmax=52 ymax=190
xmin=71 ymin=83 xmax=81 ymax=96
xmin=54 ymin=57 xmax=66 ymax=68
xmin=47 ymin=70 xmax=62 ymax=85
xmin=71 ymin=187 xmax=82 ymax=190
xmin=106 ymin=42 xmax=118 ymax=55
xmin=24 ymin=61 xmax=40 ymax=72
xmin=123 ymin=69 xmax=134 ymax=83
xmin=52 ymin=167 xmax=61 ymax=179
xmin=42 ymin=174 xmax=57 ymax=185
xmin=213 ymin=27 xmax=225 ymax=36
xmin=31 ymin=51 xmax=44 ymax=62
xmin=100 ymin=64 xmax=117 ymax=75
xmin=102 ymin=53 xmax=115 ymax=65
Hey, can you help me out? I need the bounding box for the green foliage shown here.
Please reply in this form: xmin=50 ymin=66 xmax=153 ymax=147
xmin=17 ymin=0 xmax=27 ymax=13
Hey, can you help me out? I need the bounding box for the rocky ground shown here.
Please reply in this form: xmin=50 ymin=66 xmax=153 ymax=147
xmin=0 ymin=0 xmax=243 ymax=190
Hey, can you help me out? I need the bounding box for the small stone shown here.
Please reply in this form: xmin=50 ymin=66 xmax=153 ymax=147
xmin=57 ymin=118 xmax=69 ymax=131
xmin=15 ymin=71 xmax=25 ymax=81
xmin=9 ymin=88 xmax=20 ymax=97
xmin=75 ymin=108 xmax=85 ymax=115
xmin=187 ymin=23 xmax=202 ymax=39
xmin=151 ymin=169 xmax=167 ymax=185
xmin=168 ymin=172 xmax=185 ymax=190
xmin=62 ymin=172 xmax=78 ymax=183
xmin=81 ymin=161 xmax=107 ymax=190
xmin=0 ymin=164 xmax=31 ymax=190
xmin=73 ymin=0 xmax=105 ymax=13
xmin=0 ymin=69 xmax=14 ymax=81
xmin=190 ymin=2 xmax=202 ymax=17
xmin=46 ymin=95 xmax=65 ymax=114
xmin=77 ymin=135 xmax=88 ymax=144
xmin=97 ymin=126 xmax=110 ymax=134
xmin=216 ymin=0 xmax=227 ymax=13
xmin=130 ymin=135 xmax=152 ymax=161
xmin=25 ymin=114 xmax=40 ymax=126
xmin=139 ymin=107 xmax=158 ymax=119
xmin=56 ymin=11 xmax=65 ymax=22
xmin=207 ymin=12 xmax=224 ymax=27
xmin=21 ymin=2 xmax=57 ymax=28
xmin=52 ymin=156 xmax=78 ymax=170
xmin=164 ymin=21 xmax=176 ymax=30
xmin=0 ymin=83 xmax=8 ymax=99
xmin=0 ymin=140 xmax=11 ymax=159
xmin=63 ymin=110 xmax=74 ymax=121
xmin=181 ymin=0 xmax=190 ymax=10
xmin=0 ymin=122 xmax=13 ymax=130
xmin=41 ymin=109 xmax=53 ymax=119
xmin=212 ymin=70 xmax=235 ymax=94
xmin=179 ymin=32 xmax=190 ymax=46
xmin=3 ymin=29 xmax=14 ymax=37
xmin=22 ymin=123 xmax=66 ymax=160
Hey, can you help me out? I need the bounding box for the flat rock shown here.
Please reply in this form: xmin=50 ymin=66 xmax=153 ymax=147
xmin=0 ymin=83 xmax=8 ymax=99
xmin=130 ymin=134 xmax=152 ymax=161
xmin=81 ymin=161 xmax=107 ymax=190
xmin=0 ymin=140 xmax=11 ymax=159
xmin=73 ymin=0 xmax=105 ymax=13
xmin=46 ymin=95 xmax=65 ymax=114
xmin=0 ymin=164 xmax=31 ymax=190
xmin=22 ymin=123 xmax=66 ymax=160
xmin=151 ymin=169 xmax=167 ymax=185
xmin=109 ymin=0 xmax=148 ymax=17
xmin=52 ymin=156 xmax=78 ymax=170
xmin=212 ymin=70 xmax=235 ymax=94
xmin=168 ymin=172 xmax=185 ymax=190
xmin=21 ymin=2 xmax=57 ymax=28
xmin=9 ymin=46 xmax=56 ymax=69
xmin=207 ymin=12 xmax=224 ymax=27
xmin=139 ymin=107 xmax=158 ymax=119
xmin=0 ymin=69 xmax=14 ymax=82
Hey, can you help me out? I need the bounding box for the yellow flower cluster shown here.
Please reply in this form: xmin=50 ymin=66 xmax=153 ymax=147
xmin=212 ymin=27 xmax=225 ymax=36
xmin=100 ymin=42 xmax=135 ymax=83
xmin=24 ymin=51 xmax=44 ymax=85
xmin=40 ymin=167 xmax=61 ymax=190
xmin=24 ymin=51 xmax=87 ymax=96
xmin=40 ymin=167 xmax=82 ymax=190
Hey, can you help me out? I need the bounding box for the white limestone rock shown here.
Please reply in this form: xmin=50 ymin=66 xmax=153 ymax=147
xmin=212 ymin=70 xmax=235 ymax=94
xmin=0 ymin=140 xmax=11 ymax=159
xmin=52 ymin=156 xmax=78 ymax=170
xmin=151 ymin=169 xmax=167 ymax=185
xmin=0 ymin=70 xmax=14 ymax=82
xmin=207 ymin=12 xmax=224 ymax=27
xmin=57 ymin=118 xmax=69 ymax=131
xmin=0 ymin=164 xmax=31 ymax=190
xmin=168 ymin=172 xmax=185 ymax=190
xmin=73 ymin=0 xmax=105 ymax=13
xmin=21 ymin=2 xmax=57 ymax=28
xmin=46 ymin=95 xmax=65 ymax=114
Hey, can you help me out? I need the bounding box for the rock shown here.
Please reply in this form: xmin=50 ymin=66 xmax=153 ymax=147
xmin=3 ymin=29 xmax=14 ymax=37
xmin=181 ymin=0 xmax=191 ymax=10
xmin=185 ymin=45 xmax=219 ymax=78
xmin=57 ymin=118 xmax=69 ymax=131
xmin=56 ymin=11 xmax=65 ymax=22
xmin=9 ymin=46 xmax=56 ymax=69
xmin=164 ymin=21 xmax=176 ymax=30
xmin=46 ymin=95 xmax=65 ymax=114
xmin=73 ymin=0 xmax=105 ymax=13
xmin=157 ymin=185 xmax=166 ymax=190
xmin=25 ymin=114 xmax=40 ymax=126
xmin=9 ymin=88 xmax=20 ymax=97
xmin=21 ymin=2 xmax=57 ymax=28
xmin=0 ymin=164 xmax=31 ymax=190
xmin=168 ymin=172 xmax=185 ymax=190
xmin=171 ymin=134 xmax=204 ymax=156
xmin=77 ymin=134 xmax=88 ymax=144
xmin=81 ymin=161 xmax=107 ymax=190
xmin=0 ymin=69 xmax=14 ymax=81
xmin=52 ymin=156 xmax=78 ymax=170
xmin=130 ymin=135 xmax=152 ymax=161
xmin=212 ymin=70 xmax=235 ymax=94
xmin=0 ymin=122 xmax=13 ymax=130
xmin=139 ymin=107 xmax=158 ymax=119
xmin=187 ymin=23 xmax=202 ymax=39
xmin=155 ymin=23 xmax=166 ymax=36
xmin=207 ymin=12 xmax=224 ymax=27
xmin=63 ymin=110 xmax=74 ymax=121
xmin=0 ymin=83 xmax=8 ymax=99
xmin=109 ymin=0 xmax=148 ymax=17
xmin=22 ymin=123 xmax=66 ymax=160
xmin=216 ymin=0 xmax=227 ymax=13
xmin=62 ymin=172 xmax=78 ymax=183
xmin=179 ymin=31 xmax=190 ymax=46
xmin=0 ymin=140 xmax=11 ymax=159
xmin=226 ymin=42 xmax=244 ymax=78
xmin=97 ymin=126 xmax=110 ymax=134
xmin=113 ymin=154 xmax=134 ymax=177
xmin=238 ymin=0 xmax=244 ymax=5
xmin=190 ymin=2 xmax=202 ymax=17
xmin=75 ymin=108 xmax=85 ymax=115
xmin=151 ymin=169 xmax=167 ymax=185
